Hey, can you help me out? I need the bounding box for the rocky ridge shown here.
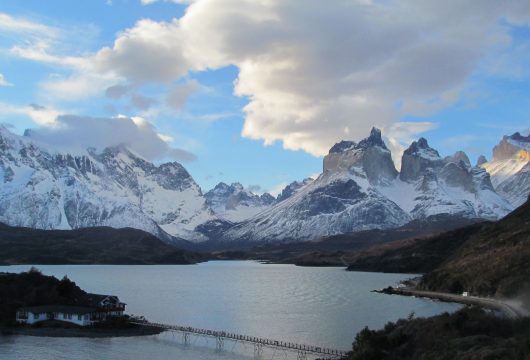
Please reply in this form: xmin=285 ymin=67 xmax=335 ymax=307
xmin=482 ymin=132 xmax=530 ymax=207
xmin=217 ymin=128 xmax=512 ymax=244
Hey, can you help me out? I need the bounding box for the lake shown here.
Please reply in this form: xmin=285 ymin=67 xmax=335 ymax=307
xmin=0 ymin=261 xmax=461 ymax=359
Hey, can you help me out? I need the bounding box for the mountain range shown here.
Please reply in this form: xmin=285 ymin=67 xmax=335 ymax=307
xmin=0 ymin=125 xmax=528 ymax=246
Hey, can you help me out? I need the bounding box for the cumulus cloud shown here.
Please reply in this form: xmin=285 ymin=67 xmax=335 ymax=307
xmin=9 ymin=1 xmax=530 ymax=157
xmin=0 ymin=74 xmax=13 ymax=87
xmin=25 ymin=115 xmax=196 ymax=162
xmin=94 ymin=19 xmax=193 ymax=83
xmin=83 ymin=0 xmax=530 ymax=157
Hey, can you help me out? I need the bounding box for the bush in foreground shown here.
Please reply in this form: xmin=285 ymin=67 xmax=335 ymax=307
xmin=350 ymin=307 xmax=530 ymax=360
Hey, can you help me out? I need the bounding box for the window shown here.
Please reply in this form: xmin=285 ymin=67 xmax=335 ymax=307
xmin=17 ymin=311 xmax=28 ymax=319
xmin=78 ymin=315 xmax=82 ymax=321
xmin=34 ymin=313 xmax=40 ymax=320
xmin=84 ymin=315 xmax=89 ymax=320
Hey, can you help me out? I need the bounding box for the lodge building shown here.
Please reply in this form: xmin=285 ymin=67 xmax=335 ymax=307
xmin=16 ymin=294 xmax=126 ymax=327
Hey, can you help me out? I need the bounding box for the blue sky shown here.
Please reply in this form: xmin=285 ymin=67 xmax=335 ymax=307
xmin=1 ymin=0 xmax=530 ymax=194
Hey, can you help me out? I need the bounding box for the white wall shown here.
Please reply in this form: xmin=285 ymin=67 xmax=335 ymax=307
xmin=16 ymin=311 xmax=93 ymax=326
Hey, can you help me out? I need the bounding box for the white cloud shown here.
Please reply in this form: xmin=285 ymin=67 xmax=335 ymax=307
xmin=0 ymin=74 xmax=13 ymax=87
xmin=0 ymin=102 xmax=63 ymax=126
xmin=0 ymin=12 xmax=58 ymax=38
xmin=94 ymin=19 xmax=193 ymax=83
xmin=84 ymin=0 xmax=530 ymax=157
xmin=9 ymin=1 xmax=530 ymax=157
xmin=25 ymin=115 xmax=197 ymax=162
xmin=40 ymin=72 xmax=117 ymax=102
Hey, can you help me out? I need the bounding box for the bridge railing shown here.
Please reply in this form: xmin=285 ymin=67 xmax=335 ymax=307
xmin=133 ymin=321 xmax=347 ymax=356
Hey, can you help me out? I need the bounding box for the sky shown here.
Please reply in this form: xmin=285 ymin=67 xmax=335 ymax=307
xmin=0 ymin=0 xmax=530 ymax=195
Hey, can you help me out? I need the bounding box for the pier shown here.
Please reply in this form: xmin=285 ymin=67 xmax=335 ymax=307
xmin=132 ymin=320 xmax=348 ymax=359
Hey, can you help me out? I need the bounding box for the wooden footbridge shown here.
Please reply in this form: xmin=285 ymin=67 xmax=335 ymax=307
xmin=132 ymin=320 xmax=348 ymax=359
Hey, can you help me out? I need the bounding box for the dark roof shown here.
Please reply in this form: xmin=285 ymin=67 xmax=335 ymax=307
xmin=18 ymin=305 xmax=96 ymax=314
xmin=85 ymin=293 xmax=122 ymax=307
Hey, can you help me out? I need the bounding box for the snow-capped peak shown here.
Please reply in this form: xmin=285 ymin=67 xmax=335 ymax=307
xmin=0 ymin=126 xmax=213 ymax=243
xmin=204 ymin=182 xmax=275 ymax=222
xmin=323 ymin=127 xmax=397 ymax=185
xmin=482 ymin=131 xmax=530 ymax=207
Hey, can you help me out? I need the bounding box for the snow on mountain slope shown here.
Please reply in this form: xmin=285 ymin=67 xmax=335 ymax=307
xmin=221 ymin=128 xmax=411 ymax=243
xmin=0 ymin=125 xmax=213 ymax=242
xmin=220 ymin=129 xmax=512 ymax=244
xmin=386 ymin=138 xmax=512 ymax=220
xmin=482 ymin=132 xmax=530 ymax=207
xmin=276 ymin=178 xmax=314 ymax=202
xmin=204 ymin=182 xmax=275 ymax=222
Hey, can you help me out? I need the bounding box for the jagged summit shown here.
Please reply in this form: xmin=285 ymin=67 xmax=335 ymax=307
xmin=493 ymin=132 xmax=530 ymax=161
xmin=403 ymin=137 xmax=440 ymax=158
xmin=0 ymin=126 xmax=212 ymax=243
xmin=327 ymin=127 xmax=386 ymax=155
xmin=445 ymin=151 xmax=471 ymax=167
xmin=329 ymin=140 xmax=356 ymax=154
xmin=218 ymin=128 xmax=512 ymax=244
xmin=509 ymin=131 xmax=530 ymax=143
xmin=482 ymin=131 xmax=530 ymax=207
xmin=356 ymin=127 xmax=387 ymax=150
xmin=476 ymin=155 xmax=488 ymax=166
xmin=400 ymin=137 xmax=442 ymax=182
xmin=205 ymin=181 xmax=274 ymax=222
xmin=277 ymin=178 xmax=314 ymax=202
xmin=323 ymin=128 xmax=397 ymax=185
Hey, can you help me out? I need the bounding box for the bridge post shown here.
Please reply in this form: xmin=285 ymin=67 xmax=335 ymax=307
xmin=182 ymin=332 xmax=190 ymax=345
xmin=216 ymin=336 xmax=224 ymax=351
xmin=297 ymin=350 xmax=307 ymax=360
xmin=254 ymin=343 xmax=263 ymax=358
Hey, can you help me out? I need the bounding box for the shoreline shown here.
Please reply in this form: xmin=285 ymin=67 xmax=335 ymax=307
xmin=375 ymin=287 xmax=526 ymax=319
xmin=0 ymin=325 xmax=165 ymax=338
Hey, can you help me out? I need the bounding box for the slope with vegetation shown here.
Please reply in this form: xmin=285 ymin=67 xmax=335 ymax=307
xmin=0 ymin=269 xmax=89 ymax=326
xmin=419 ymin=196 xmax=530 ymax=298
xmin=349 ymin=307 xmax=530 ymax=360
xmin=0 ymin=223 xmax=205 ymax=265
xmin=346 ymin=196 xmax=530 ymax=301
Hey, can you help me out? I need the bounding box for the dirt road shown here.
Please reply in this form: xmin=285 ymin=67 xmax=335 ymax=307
xmin=379 ymin=287 xmax=526 ymax=319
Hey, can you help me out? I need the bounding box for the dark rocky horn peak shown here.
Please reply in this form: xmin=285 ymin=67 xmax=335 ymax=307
xmin=213 ymin=182 xmax=230 ymax=190
xmin=476 ymin=155 xmax=487 ymax=166
xmin=356 ymin=127 xmax=387 ymax=150
xmin=493 ymin=131 xmax=530 ymax=161
xmin=509 ymin=131 xmax=530 ymax=142
xmin=400 ymin=137 xmax=442 ymax=182
xmin=329 ymin=140 xmax=356 ymax=154
xmin=445 ymin=151 xmax=471 ymax=168
xmin=403 ymin=137 xmax=440 ymax=158
xmin=327 ymin=127 xmax=388 ymax=154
